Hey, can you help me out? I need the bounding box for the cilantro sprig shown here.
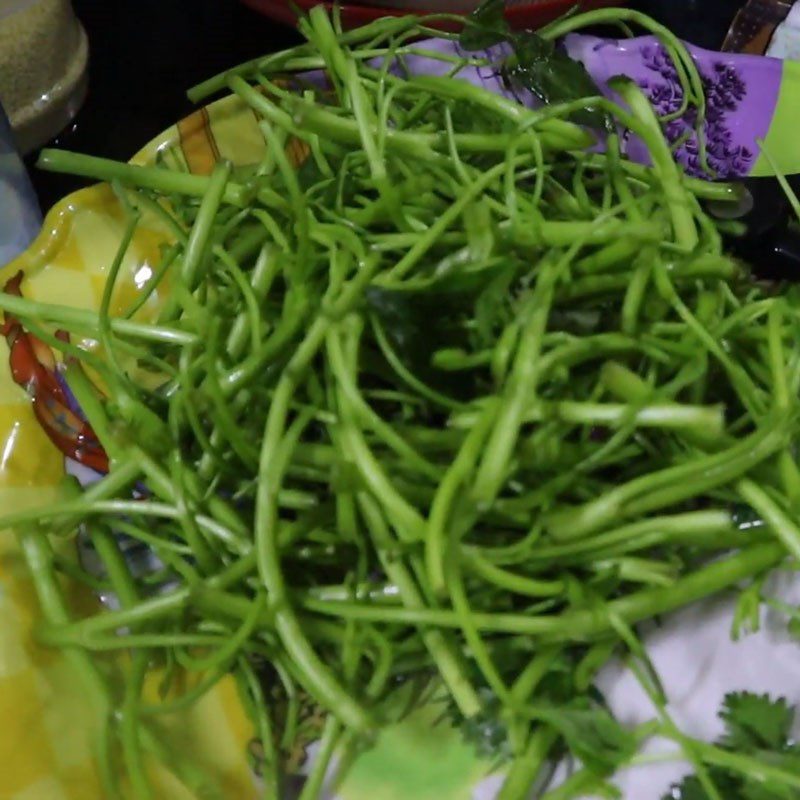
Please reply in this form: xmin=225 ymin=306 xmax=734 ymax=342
xmin=666 ymin=693 xmax=800 ymax=800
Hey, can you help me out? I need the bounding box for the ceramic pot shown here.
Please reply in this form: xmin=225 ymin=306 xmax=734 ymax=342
xmin=0 ymin=0 xmax=88 ymax=154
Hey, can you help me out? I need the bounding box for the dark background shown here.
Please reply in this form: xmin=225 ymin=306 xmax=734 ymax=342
xmin=27 ymin=0 xmax=745 ymax=210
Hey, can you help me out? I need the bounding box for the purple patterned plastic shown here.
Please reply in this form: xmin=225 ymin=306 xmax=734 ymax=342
xmin=563 ymin=34 xmax=782 ymax=178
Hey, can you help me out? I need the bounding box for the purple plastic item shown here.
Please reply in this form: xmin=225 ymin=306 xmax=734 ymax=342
xmin=563 ymin=34 xmax=782 ymax=178
xmin=302 ymin=34 xmax=786 ymax=179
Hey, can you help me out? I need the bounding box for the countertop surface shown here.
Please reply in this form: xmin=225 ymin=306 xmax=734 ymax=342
xmin=26 ymin=0 xmax=745 ymax=210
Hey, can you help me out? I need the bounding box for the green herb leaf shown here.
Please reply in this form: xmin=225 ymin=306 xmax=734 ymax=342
xmin=663 ymin=774 xmax=708 ymax=800
xmin=666 ymin=695 xmax=800 ymax=800
xmin=458 ymin=689 xmax=513 ymax=761
xmin=663 ymin=769 xmax=739 ymax=800
xmin=460 ymin=0 xmax=604 ymax=126
xmin=459 ymin=0 xmax=509 ymax=51
xmin=527 ymin=699 xmax=638 ymax=775
xmin=719 ymin=692 xmax=795 ymax=753
xmin=506 ymin=34 xmax=604 ymax=126
xmin=741 ymin=774 xmax=800 ymax=800
xmin=364 ymin=284 xmax=478 ymax=397
xmin=731 ymin=580 xmax=763 ymax=641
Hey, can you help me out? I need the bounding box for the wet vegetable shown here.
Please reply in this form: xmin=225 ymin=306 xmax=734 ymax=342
xmin=1 ymin=5 xmax=799 ymax=799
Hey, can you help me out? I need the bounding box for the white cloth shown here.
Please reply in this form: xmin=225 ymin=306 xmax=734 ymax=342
xmin=767 ymin=1 xmax=800 ymax=59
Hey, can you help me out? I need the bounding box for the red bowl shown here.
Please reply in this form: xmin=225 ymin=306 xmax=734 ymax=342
xmin=241 ymin=0 xmax=620 ymax=32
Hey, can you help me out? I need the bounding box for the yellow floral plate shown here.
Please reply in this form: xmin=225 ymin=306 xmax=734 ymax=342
xmin=0 ymin=94 xmax=494 ymax=800
xmin=0 ymin=95 xmax=264 ymax=800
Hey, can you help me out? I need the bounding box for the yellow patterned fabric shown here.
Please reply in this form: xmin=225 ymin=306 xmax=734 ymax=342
xmin=0 ymin=95 xmax=266 ymax=799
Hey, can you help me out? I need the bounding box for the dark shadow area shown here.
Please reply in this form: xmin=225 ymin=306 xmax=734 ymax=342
xmin=26 ymin=0 xmax=301 ymax=209
xmin=25 ymin=0 xmax=743 ymax=210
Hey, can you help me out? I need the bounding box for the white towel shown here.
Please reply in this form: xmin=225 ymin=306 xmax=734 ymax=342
xmin=767 ymin=1 xmax=800 ymax=59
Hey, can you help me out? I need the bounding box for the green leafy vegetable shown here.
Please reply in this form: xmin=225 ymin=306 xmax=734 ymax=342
xmin=670 ymin=774 xmax=737 ymax=800
xmin=2 ymin=5 xmax=799 ymax=800
xmin=527 ymin=699 xmax=639 ymax=775
xmin=459 ymin=0 xmax=508 ymax=50
xmin=504 ymin=34 xmax=603 ymax=122
xmin=459 ymin=0 xmax=604 ymax=125
xmin=666 ymin=694 xmax=800 ymax=800
xmin=720 ymin=692 xmax=796 ymax=752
